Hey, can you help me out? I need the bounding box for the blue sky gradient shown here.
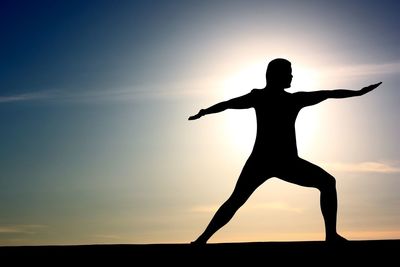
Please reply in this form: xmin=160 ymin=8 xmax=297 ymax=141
xmin=0 ymin=0 xmax=399 ymax=245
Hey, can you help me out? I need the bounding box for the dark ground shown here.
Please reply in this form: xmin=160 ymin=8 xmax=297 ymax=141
xmin=1 ymin=240 xmax=398 ymax=265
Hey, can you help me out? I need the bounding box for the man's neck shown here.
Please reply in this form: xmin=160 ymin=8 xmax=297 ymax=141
xmin=265 ymin=84 xmax=286 ymax=92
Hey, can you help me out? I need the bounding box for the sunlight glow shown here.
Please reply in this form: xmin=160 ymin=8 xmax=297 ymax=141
xmin=221 ymin=62 xmax=322 ymax=155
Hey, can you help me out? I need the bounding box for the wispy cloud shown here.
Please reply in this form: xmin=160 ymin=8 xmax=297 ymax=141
xmin=323 ymin=161 xmax=400 ymax=174
xmin=190 ymin=201 xmax=302 ymax=214
xmin=250 ymin=202 xmax=303 ymax=213
xmin=190 ymin=204 xmax=219 ymax=213
xmin=323 ymin=61 xmax=400 ymax=79
xmin=0 ymin=92 xmax=54 ymax=103
xmin=92 ymin=234 xmax=122 ymax=240
xmin=68 ymin=87 xmax=206 ymax=102
xmin=0 ymin=85 xmax=206 ymax=104
xmin=0 ymin=224 xmax=47 ymax=235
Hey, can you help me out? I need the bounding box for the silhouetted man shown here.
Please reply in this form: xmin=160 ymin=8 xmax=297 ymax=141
xmin=188 ymin=58 xmax=381 ymax=244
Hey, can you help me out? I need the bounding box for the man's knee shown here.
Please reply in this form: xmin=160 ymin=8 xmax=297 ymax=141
xmin=317 ymin=174 xmax=336 ymax=191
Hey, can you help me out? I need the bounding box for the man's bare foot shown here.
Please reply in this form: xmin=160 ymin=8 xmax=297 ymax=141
xmin=190 ymin=238 xmax=207 ymax=245
xmin=326 ymin=234 xmax=348 ymax=243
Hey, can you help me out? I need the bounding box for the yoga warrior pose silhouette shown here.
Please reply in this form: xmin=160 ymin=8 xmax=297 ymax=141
xmin=188 ymin=58 xmax=381 ymax=244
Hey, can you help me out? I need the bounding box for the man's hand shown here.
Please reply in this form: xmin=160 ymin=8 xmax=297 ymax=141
xmin=188 ymin=109 xmax=205 ymax=120
xmin=359 ymin=82 xmax=382 ymax=95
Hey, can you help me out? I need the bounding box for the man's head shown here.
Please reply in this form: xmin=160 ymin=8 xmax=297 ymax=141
xmin=266 ymin=58 xmax=293 ymax=89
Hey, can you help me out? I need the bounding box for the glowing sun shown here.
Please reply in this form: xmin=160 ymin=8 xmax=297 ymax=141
xmin=221 ymin=62 xmax=321 ymax=155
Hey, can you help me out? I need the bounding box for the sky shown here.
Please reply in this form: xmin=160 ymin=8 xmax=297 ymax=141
xmin=0 ymin=0 xmax=399 ymax=245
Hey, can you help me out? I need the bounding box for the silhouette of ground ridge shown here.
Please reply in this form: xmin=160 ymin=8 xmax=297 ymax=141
xmin=1 ymin=240 xmax=398 ymax=264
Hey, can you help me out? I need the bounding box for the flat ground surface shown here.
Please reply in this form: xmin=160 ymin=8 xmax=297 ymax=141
xmin=1 ymin=240 xmax=398 ymax=265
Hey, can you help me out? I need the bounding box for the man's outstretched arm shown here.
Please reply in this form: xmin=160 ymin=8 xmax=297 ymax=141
xmin=188 ymin=91 xmax=254 ymax=120
xmin=297 ymin=82 xmax=382 ymax=107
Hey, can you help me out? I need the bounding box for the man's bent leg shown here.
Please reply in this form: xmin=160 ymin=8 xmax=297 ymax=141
xmin=277 ymin=158 xmax=346 ymax=242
